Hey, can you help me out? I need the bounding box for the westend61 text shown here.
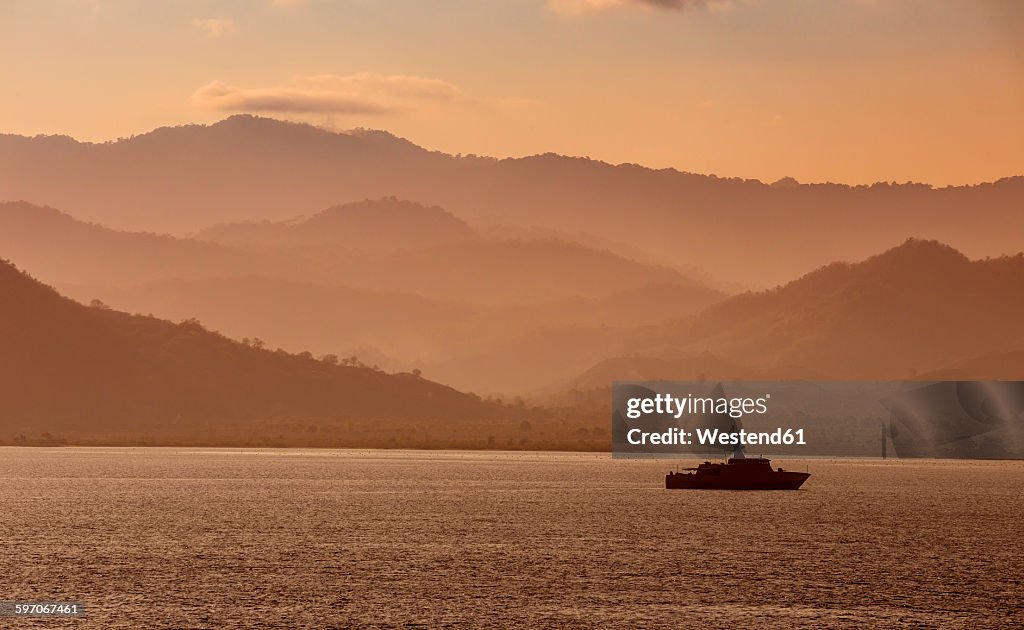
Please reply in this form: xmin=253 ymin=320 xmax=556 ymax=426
xmin=626 ymin=427 xmax=807 ymax=447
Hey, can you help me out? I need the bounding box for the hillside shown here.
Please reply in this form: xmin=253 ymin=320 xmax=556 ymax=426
xmin=0 ymin=259 xmax=566 ymax=447
xmin=552 ymin=240 xmax=1024 ymax=409
xmin=651 ymin=239 xmax=1024 ymax=378
xmin=3 ymin=115 xmax=1022 ymax=287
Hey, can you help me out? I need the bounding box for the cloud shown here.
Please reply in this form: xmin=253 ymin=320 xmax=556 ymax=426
xmin=191 ymin=73 xmax=469 ymax=115
xmin=192 ymin=18 xmax=236 ymax=38
xmin=548 ymin=0 xmax=738 ymax=15
xmin=548 ymin=0 xmax=622 ymax=14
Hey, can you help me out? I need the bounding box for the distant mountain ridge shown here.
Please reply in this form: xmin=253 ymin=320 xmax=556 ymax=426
xmin=3 ymin=115 xmax=1021 ymax=286
xmin=0 ymin=201 xmax=262 ymax=286
xmin=196 ymin=197 xmax=476 ymax=250
xmin=628 ymin=239 xmax=1024 ymax=379
xmin=0 ymin=200 xmax=702 ymax=304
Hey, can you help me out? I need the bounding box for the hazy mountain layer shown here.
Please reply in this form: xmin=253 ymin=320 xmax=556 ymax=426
xmin=0 ymin=259 xmax=614 ymax=448
xmin=60 ymin=277 xmax=726 ymax=389
xmin=0 ymin=200 xmax=703 ymax=305
xmin=196 ymin=197 xmax=476 ymax=250
xmin=2 ymin=200 xmax=725 ymax=394
xmin=3 ymin=115 xmax=1021 ymax=286
xmin=578 ymin=240 xmax=1024 ymax=385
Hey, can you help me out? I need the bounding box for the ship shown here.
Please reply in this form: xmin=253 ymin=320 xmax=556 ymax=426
xmin=665 ymin=456 xmax=810 ymax=490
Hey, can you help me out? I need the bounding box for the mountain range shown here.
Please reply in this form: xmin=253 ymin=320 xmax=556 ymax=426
xmin=0 ymin=199 xmax=725 ymax=392
xmin=4 ymin=115 xmax=1022 ymax=287
xmin=0 ymin=199 xmax=699 ymax=304
xmin=1 ymin=116 xmax=1022 ymax=445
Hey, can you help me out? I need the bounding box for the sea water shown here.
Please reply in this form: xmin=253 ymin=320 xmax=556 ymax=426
xmin=1 ymin=448 xmax=1021 ymax=628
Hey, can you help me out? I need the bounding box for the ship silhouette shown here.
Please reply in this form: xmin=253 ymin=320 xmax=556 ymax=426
xmin=665 ymin=456 xmax=810 ymax=490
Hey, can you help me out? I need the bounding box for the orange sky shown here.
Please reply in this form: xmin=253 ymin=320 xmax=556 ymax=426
xmin=0 ymin=0 xmax=1021 ymax=185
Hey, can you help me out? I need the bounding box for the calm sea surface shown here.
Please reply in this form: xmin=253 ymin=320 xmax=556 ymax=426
xmin=1 ymin=448 xmax=1022 ymax=628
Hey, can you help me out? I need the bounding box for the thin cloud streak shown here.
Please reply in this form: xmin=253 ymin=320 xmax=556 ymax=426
xmin=192 ymin=18 xmax=236 ymax=38
xmin=191 ymin=73 xmax=472 ymax=115
xmin=548 ymin=0 xmax=737 ymax=15
xmin=192 ymin=81 xmax=394 ymax=115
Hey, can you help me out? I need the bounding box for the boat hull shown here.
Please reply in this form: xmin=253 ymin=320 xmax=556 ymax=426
xmin=665 ymin=470 xmax=810 ymax=490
